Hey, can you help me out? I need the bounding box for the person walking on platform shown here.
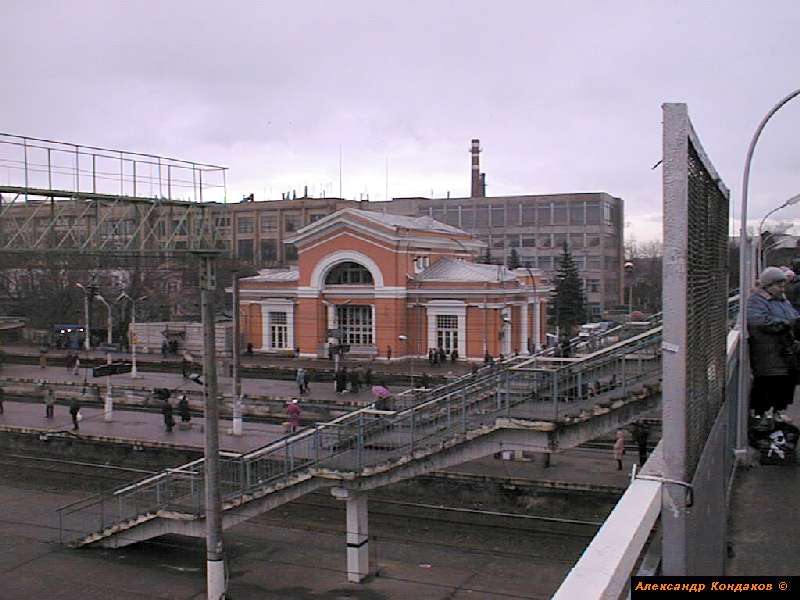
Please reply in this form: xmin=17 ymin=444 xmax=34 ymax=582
xmin=335 ymin=366 xmax=348 ymax=394
xmin=69 ymin=397 xmax=80 ymax=431
xmin=613 ymin=429 xmax=626 ymax=471
xmin=286 ymin=399 xmax=301 ymax=433
xmin=72 ymin=354 xmax=81 ymax=377
xmin=177 ymin=394 xmax=191 ymax=426
xmin=296 ymin=368 xmax=306 ymax=395
xmin=44 ymin=386 xmax=56 ymax=419
xmin=631 ymin=420 xmax=650 ymax=466
xmin=162 ymin=400 xmax=175 ymax=433
xmin=349 ymin=367 xmax=361 ymax=394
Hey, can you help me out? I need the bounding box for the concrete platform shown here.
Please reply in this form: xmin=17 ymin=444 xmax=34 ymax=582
xmin=0 ymin=362 xmax=384 ymax=406
xmin=0 ymin=399 xmax=285 ymax=453
xmin=726 ymin=399 xmax=800 ymax=576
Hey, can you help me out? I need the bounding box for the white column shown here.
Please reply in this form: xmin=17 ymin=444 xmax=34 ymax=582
xmin=286 ymin=307 xmax=295 ymax=351
xmin=457 ymin=313 xmax=466 ymax=358
xmin=327 ymin=303 xmax=336 ymax=328
xmin=332 ymin=488 xmax=369 ymax=583
xmin=260 ymin=304 xmax=270 ymax=351
xmin=520 ymin=302 xmax=530 ymax=355
xmin=532 ymin=298 xmax=541 ymax=350
xmin=370 ymin=304 xmax=376 ymax=346
xmin=427 ymin=312 xmax=436 ymax=353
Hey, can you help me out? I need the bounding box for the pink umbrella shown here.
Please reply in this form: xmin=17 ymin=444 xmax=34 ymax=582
xmin=372 ymin=385 xmax=391 ymax=399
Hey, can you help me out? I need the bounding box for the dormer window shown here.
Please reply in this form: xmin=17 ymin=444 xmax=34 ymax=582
xmin=414 ymin=255 xmax=430 ymax=273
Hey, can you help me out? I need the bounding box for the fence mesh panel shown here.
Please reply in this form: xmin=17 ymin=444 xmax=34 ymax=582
xmin=684 ymin=141 xmax=730 ymax=476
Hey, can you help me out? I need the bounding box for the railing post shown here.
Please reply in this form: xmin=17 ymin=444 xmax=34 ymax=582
xmin=505 ymin=371 xmax=511 ymax=417
xmin=447 ymin=394 xmax=452 ymax=430
xmin=461 ymin=391 xmax=467 ymax=433
xmin=284 ymin=442 xmax=290 ymax=478
xmin=552 ymin=371 xmax=559 ymax=420
xmin=621 ymin=354 xmax=627 ymax=396
xmin=314 ymin=425 xmax=321 ymax=464
xmin=357 ymin=413 xmax=364 ymax=472
xmin=410 ymin=407 xmax=415 ymax=452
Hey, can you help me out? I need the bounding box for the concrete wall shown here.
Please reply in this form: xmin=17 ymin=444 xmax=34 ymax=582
xmin=130 ymin=321 xmax=232 ymax=357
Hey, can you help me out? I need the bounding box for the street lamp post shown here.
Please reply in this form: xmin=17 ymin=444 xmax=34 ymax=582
xmin=398 ymin=334 xmax=412 ymax=389
xmin=75 ymin=283 xmax=91 ymax=351
xmin=755 ymin=193 xmax=800 ymax=274
xmin=117 ymin=293 xmax=147 ymax=379
xmin=736 ymin=88 xmax=800 ymax=455
xmin=94 ymin=293 xmax=113 ymax=422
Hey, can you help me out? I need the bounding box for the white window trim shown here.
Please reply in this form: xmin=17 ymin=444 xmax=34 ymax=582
xmin=426 ymin=300 xmax=466 ymax=358
xmin=260 ymin=299 xmax=295 ymax=351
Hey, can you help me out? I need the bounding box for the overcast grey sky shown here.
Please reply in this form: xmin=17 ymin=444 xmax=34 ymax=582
xmin=2 ymin=1 xmax=799 ymax=241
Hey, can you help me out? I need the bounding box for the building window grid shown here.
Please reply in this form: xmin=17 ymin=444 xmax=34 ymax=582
xmin=237 ymin=217 xmax=255 ymax=234
xmin=269 ymin=312 xmax=288 ymax=349
xmin=337 ymin=305 xmax=373 ymax=345
xmin=436 ymin=315 xmax=459 ymax=353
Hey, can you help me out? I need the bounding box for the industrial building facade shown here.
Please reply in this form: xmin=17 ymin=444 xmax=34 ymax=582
xmin=366 ymin=192 xmax=625 ymax=317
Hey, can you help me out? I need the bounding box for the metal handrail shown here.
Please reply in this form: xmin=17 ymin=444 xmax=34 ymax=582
xmin=57 ymin=320 xmax=672 ymax=546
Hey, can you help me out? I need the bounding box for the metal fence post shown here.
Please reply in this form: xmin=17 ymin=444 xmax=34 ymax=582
xmin=357 ymin=413 xmax=364 ymax=472
xmin=621 ymin=354 xmax=627 ymax=395
xmin=410 ymin=408 xmax=415 ymax=452
xmin=461 ymin=391 xmax=467 ymax=433
xmin=314 ymin=425 xmax=320 ymax=464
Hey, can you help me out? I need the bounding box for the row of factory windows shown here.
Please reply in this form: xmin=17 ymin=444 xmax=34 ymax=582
xmin=422 ymin=199 xmax=619 ymax=229
xmin=215 ymin=212 xmax=328 ymax=235
xmin=483 ymin=232 xmax=619 ymax=250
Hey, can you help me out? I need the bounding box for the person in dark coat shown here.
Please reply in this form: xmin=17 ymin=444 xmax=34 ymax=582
xmin=69 ymin=397 xmax=81 ymax=431
xmin=162 ymin=400 xmax=175 ymax=433
xmin=631 ymin=420 xmax=650 ymax=466
xmin=335 ymin=367 xmax=348 ymax=394
xmin=420 ymin=372 xmax=431 ymax=389
xmin=349 ymin=367 xmax=361 ymax=393
xmin=747 ymin=267 xmax=800 ymax=418
xmin=177 ymin=394 xmax=191 ymax=424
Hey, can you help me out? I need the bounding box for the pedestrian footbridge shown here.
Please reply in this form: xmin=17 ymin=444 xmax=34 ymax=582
xmin=57 ymin=321 xmax=665 ymax=581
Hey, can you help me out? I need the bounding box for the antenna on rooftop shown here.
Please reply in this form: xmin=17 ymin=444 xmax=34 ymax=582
xmin=339 ymin=145 xmax=343 ymax=198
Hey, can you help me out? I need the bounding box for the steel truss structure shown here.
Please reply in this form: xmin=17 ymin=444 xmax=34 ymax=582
xmin=0 ymin=133 xmax=227 ymax=257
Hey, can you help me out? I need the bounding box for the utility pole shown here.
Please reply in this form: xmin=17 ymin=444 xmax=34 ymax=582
xmin=232 ymin=272 xmax=242 ymax=436
xmin=199 ymin=253 xmax=226 ymax=600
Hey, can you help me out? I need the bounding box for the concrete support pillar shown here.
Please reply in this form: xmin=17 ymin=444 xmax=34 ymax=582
xmin=332 ymin=487 xmax=369 ymax=583
xmin=520 ymin=302 xmax=530 ymax=355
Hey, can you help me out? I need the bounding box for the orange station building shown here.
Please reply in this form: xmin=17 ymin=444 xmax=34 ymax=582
xmin=236 ymin=209 xmax=549 ymax=361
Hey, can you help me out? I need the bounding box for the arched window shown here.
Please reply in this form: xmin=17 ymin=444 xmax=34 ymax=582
xmin=325 ymin=261 xmax=374 ymax=285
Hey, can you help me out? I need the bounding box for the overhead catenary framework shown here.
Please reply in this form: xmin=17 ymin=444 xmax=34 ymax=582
xmin=0 ymin=132 xmax=227 ymax=257
xmin=0 ymin=132 xmax=229 ymax=600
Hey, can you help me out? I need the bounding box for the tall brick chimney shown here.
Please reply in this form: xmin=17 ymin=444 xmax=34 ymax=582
xmin=470 ymin=139 xmax=482 ymax=197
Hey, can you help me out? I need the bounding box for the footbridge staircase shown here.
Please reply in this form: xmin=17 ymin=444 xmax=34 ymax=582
xmin=57 ymin=319 xmax=674 ymax=553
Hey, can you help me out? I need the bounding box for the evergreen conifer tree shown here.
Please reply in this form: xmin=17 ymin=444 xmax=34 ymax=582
xmin=548 ymin=242 xmax=587 ymax=338
xmin=507 ymin=247 xmax=521 ymax=270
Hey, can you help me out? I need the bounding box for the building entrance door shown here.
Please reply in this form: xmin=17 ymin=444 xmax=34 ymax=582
xmin=436 ymin=315 xmax=459 ymax=354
